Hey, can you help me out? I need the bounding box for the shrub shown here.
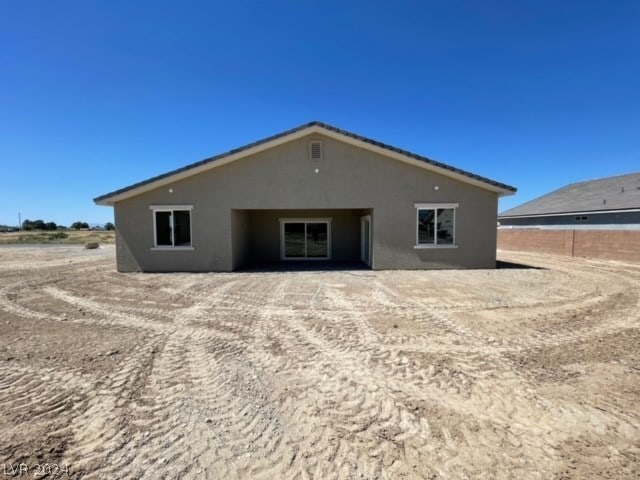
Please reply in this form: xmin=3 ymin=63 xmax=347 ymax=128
xmin=48 ymin=232 xmax=68 ymax=240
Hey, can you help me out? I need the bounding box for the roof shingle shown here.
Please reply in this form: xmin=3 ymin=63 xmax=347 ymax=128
xmin=500 ymin=172 xmax=640 ymax=217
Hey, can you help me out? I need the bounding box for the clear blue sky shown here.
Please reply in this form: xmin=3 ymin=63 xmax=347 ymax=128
xmin=1 ymin=1 xmax=638 ymax=227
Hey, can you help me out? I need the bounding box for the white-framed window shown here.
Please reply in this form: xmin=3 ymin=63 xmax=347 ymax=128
xmin=149 ymin=205 xmax=193 ymax=250
xmin=414 ymin=203 xmax=458 ymax=248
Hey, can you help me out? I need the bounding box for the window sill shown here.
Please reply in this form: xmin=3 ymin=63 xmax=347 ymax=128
xmin=413 ymin=244 xmax=458 ymax=249
xmin=151 ymin=246 xmax=194 ymax=251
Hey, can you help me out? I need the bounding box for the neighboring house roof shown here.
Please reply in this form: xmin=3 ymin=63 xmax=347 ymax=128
xmin=94 ymin=121 xmax=516 ymax=205
xmin=500 ymin=172 xmax=640 ymax=218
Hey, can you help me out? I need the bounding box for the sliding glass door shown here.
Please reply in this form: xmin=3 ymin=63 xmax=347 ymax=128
xmin=305 ymin=222 xmax=328 ymax=258
xmin=281 ymin=219 xmax=330 ymax=260
xmin=283 ymin=222 xmax=306 ymax=258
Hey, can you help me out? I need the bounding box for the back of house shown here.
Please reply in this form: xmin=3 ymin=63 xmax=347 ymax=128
xmin=95 ymin=122 xmax=515 ymax=272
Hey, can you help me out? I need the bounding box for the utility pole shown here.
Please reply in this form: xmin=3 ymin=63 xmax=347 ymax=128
xmin=18 ymin=212 xmax=21 ymax=230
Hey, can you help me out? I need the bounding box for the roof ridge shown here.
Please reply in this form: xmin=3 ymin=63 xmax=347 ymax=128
xmin=569 ymin=171 xmax=640 ymax=185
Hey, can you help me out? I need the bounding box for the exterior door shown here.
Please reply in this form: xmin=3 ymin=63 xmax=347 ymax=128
xmin=360 ymin=215 xmax=372 ymax=266
xmin=281 ymin=219 xmax=331 ymax=260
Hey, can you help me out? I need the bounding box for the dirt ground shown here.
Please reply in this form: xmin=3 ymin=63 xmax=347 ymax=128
xmin=0 ymin=246 xmax=638 ymax=479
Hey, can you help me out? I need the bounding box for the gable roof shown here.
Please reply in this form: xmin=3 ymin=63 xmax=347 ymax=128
xmin=94 ymin=121 xmax=516 ymax=205
xmin=500 ymin=172 xmax=640 ymax=218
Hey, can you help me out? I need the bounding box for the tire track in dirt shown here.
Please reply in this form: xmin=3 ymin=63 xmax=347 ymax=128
xmin=65 ymin=277 xmax=281 ymax=479
xmin=0 ymin=363 xmax=92 ymax=472
xmin=182 ymin=279 xmax=301 ymax=479
xmin=336 ymin=275 xmax=637 ymax=477
xmin=2 ymin=246 xmax=639 ymax=479
xmin=62 ymin=340 xmax=164 ymax=478
xmin=238 ymin=278 xmax=474 ymax=478
xmin=185 ymin=266 xmax=638 ymax=478
xmin=491 ymin=252 xmax=640 ymax=349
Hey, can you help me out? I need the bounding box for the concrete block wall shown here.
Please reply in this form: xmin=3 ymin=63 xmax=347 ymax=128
xmin=498 ymin=229 xmax=640 ymax=263
xmin=573 ymin=230 xmax=640 ymax=262
xmin=497 ymin=229 xmax=574 ymax=256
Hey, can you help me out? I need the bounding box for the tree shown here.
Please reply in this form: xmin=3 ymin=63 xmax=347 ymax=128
xmin=22 ymin=219 xmax=46 ymax=230
xmin=20 ymin=219 xmax=62 ymax=231
xmin=104 ymin=222 xmax=115 ymax=231
xmin=71 ymin=221 xmax=89 ymax=230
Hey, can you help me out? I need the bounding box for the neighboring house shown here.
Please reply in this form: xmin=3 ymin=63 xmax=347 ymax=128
xmin=94 ymin=121 xmax=516 ymax=272
xmin=499 ymin=172 xmax=640 ymax=229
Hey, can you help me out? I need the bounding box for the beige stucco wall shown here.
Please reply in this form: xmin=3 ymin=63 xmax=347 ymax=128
xmin=113 ymin=133 xmax=499 ymax=271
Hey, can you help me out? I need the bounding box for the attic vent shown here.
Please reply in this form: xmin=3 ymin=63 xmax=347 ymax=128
xmin=309 ymin=141 xmax=323 ymax=161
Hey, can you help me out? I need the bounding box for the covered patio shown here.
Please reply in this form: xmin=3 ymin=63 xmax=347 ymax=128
xmin=231 ymin=208 xmax=372 ymax=270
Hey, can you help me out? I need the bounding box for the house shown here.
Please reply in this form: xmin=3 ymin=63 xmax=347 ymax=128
xmin=498 ymin=172 xmax=640 ymax=262
xmin=94 ymin=122 xmax=516 ymax=272
xmin=499 ymin=172 xmax=640 ymax=229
